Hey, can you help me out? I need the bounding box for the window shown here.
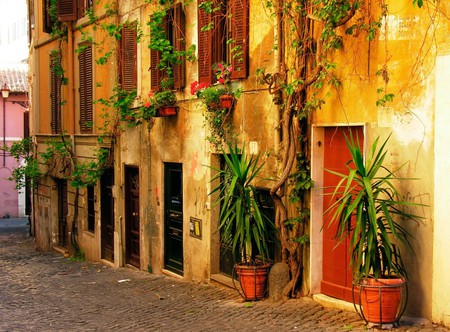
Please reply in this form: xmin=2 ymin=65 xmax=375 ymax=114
xmin=44 ymin=1 xmax=92 ymax=33
xmin=78 ymin=42 xmax=93 ymax=133
xmin=119 ymin=22 xmax=137 ymax=92
xmin=50 ymin=52 xmax=62 ymax=134
xmin=77 ymin=0 xmax=93 ymax=19
xmin=197 ymin=0 xmax=249 ymax=84
xmin=150 ymin=3 xmax=186 ymax=91
xmin=87 ymin=185 xmax=95 ymax=233
xmin=43 ymin=0 xmax=56 ymax=33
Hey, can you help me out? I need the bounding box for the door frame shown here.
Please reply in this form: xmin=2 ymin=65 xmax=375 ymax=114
xmin=310 ymin=124 xmax=366 ymax=298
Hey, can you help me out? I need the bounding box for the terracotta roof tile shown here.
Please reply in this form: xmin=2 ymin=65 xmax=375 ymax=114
xmin=0 ymin=63 xmax=29 ymax=93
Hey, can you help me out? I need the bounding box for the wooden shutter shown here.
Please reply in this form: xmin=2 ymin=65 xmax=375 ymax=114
xmin=79 ymin=44 xmax=93 ymax=133
xmin=230 ymin=0 xmax=249 ymax=79
xmin=50 ymin=54 xmax=62 ymax=134
xmin=150 ymin=47 xmax=161 ymax=92
xmin=172 ymin=3 xmax=185 ymax=90
xmin=120 ymin=24 xmax=137 ymax=92
xmin=57 ymin=0 xmax=77 ymax=21
xmin=197 ymin=0 xmax=213 ymax=84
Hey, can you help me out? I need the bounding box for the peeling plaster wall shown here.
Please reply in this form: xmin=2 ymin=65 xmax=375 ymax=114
xmin=311 ymin=1 xmax=450 ymax=322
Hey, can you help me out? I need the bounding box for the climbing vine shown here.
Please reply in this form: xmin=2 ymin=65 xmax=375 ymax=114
xmin=256 ymin=0 xmax=389 ymax=299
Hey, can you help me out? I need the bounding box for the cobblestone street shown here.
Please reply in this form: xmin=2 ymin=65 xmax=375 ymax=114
xmin=1 ymin=219 xmax=449 ymax=332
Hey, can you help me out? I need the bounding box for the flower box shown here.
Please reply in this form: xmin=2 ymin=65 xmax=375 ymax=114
xmin=156 ymin=106 xmax=178 ymax=117
xmin=219 ymin=94 xmax=235 ymax=110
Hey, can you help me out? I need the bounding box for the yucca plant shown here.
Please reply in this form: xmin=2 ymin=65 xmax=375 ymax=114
xmin=209 ymin=143 xmax=276 ymax=265
xmin=325 ymin=133 xmax=424 ymax=281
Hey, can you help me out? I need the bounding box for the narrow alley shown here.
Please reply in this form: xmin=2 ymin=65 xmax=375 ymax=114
xmin=0 ymin=219 xmax=447 ymax=332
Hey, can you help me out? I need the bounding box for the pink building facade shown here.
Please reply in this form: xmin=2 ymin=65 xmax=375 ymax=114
xmin=0 ymin=64 xmax=29 ymax=218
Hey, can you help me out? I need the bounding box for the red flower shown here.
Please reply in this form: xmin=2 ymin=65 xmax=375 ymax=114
xmin=190 ymin=81 xmax=199 ymax=95
xmin=144 ymin=102 xmax=151 ymax=108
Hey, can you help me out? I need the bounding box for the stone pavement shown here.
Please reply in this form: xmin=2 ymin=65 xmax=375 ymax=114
xmin=1 ymin=218 xmax=449 ymax=332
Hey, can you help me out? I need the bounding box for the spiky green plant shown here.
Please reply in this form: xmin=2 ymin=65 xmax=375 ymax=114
xmin=325 ymin=134 xmax=425 ymax=281
xmin=210 ymin=143 xmax=276 ymax=264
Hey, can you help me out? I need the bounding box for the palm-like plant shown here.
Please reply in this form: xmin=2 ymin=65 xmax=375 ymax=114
xmin=210 ymin=143 xmax=275 ymax=265
xmin=326 ymin=134 xmax=424 ymax=281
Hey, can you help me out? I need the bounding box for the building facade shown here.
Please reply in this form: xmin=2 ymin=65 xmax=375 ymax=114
xmin=0 ymin=64 xmax=29 ymax=218
xmin=27 ymin=0 xmax=450 ymax=327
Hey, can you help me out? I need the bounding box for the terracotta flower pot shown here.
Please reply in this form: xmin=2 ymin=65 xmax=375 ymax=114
xmin=156 ymin=106 xmax=178 ymax=117
xmin=358 ymin=278 xmax=407 ymax=324
xmin=235 ymin=263 xmax=271 ymax=301
xmin=219 ymin=94 xmax=235 ymax=110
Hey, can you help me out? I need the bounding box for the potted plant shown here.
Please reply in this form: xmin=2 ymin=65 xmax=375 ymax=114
xmin=191 ymin=62 xmax=241 ymax=112
xmin=210 ymin=143 xmax=277 ymax=301
xmin=151 ymin=89 xmax=178 ymax=117
xmin=325 ymin=133 xmax=424 ymax=326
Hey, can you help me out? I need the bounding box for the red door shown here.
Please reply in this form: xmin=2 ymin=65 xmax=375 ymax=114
xmin=321 ymin=126 xmax=363 ymax=302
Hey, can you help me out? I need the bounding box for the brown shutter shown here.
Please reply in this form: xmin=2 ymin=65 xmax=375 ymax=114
xmin=150 ymin=48 xmax=161 ymax=92
xmin=50 ymin=54 xmax=62 ymax=134
xmin=230 ymin=0 xmax=249 ymax=79
xmin=77 ymin=0 xmax=84 ymax=19
xmin=197 ymin=0 xmax=213 ymax=84
xmin=57 ymin=0 xmax=77 ymax=22
xmin=79 ymin=44 xmax=93 ymax=133
xmin=121 ymin=24 xmax=137 ymax=92
xmin=172 ymin=3 xmax=185 ymax=90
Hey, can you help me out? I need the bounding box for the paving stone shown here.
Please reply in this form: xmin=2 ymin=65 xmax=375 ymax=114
xmin=1 ymin=219 xmax=450 ymax=331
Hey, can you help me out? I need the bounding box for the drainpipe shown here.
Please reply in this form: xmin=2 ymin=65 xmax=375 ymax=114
xmin=273 ymin=1 xmax=283 ymax=154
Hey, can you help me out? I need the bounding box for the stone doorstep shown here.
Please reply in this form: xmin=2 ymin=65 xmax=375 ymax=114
xmin=210 ymin=273 xmax=243 ymax=293
xmin=52 ymin=245 xmax=69 ymax=256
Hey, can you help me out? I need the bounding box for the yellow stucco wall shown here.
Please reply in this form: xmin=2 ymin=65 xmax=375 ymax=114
xmin=29 ymin=0 xmax=450 ymax=326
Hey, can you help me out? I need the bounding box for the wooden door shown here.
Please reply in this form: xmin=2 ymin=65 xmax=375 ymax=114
xmin=321 ymin=126 xmax=363 ymax=302
xmin=101 ymin=168 xmax=115 ymax=262
xmin=57 ymin=179 xmax=69 ymax=247
xmin=125 ymin=166 xmax=140 ymax=268
xmin=164 ymin=163 xmax=184 ymax=275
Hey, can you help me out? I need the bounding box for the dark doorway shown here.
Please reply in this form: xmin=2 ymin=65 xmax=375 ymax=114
xmin=164 ymin=163 xmax=183 ymax=275
xmin=101 ymin=167 xmax=115 ymax=262
xmin=125 ymin=166 xmax=140 ymax=268
xmin=57 ymin=179 xmax=69 ymax=247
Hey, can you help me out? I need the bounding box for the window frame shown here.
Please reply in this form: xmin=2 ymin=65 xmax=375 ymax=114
xmin=150 ymin=3 xmax=186 ymax=92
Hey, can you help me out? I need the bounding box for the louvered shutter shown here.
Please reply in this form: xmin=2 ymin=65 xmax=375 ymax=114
xmin=79 ymin=44 xmax=93 ymax=133
xmin=172 ymin=3 xmax=185 ymax=90
xmin=150 ymin=47 xmax=161 ymax=92
xmin=121 ymin=24 xmax=137 ymax=92
xmin=77 ymin=0 xmax=84 ymax=19
xmin=57 ymin=0 xmax=77 ymax=21
xmin=50 ymin=55 xmax=62 ymax=134
xmin=197 ymin=0 xmax=213 ymax=84
xmin=230 ymin=0 xmax=248 ymax=79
